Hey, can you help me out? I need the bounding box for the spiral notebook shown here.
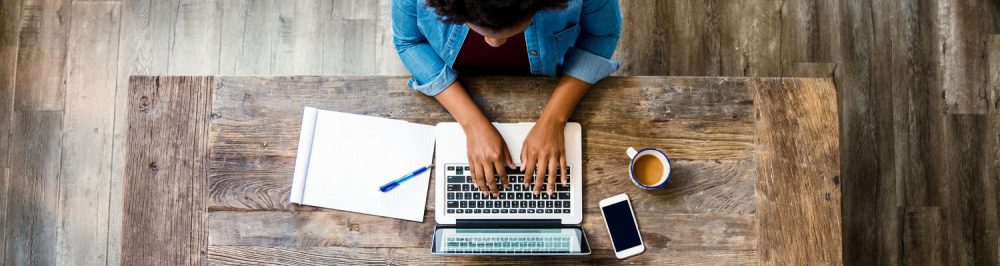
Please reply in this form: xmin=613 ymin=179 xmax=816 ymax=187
xmin=290 ymin=107 xmax=435 ymax=222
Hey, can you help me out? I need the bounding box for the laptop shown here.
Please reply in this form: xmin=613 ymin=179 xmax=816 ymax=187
xmin=431 ymin=122 xmax=590 ymax=255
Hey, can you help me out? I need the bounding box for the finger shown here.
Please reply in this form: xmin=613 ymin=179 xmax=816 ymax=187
xmin=534 ymin=157 xmax=546 ymax=195
xmin=560 ymin=155 xmax=568 ymax=186
xmin=504 ymin=149 xmax=515 ymax=170
xmin=483 ymin=162 xmax=498 ymax=197
xmin=476 ymin=161 xmax=490 ymax=195
xmin=495 ymin=160 xmax=509 ymax=190
xmin=468 ymin=159 xmax=482 ymax=190
xmin=523 ymin=156 xmax=536 ymax=189
xmin=547 ymin=157 xmax=558 ymax=195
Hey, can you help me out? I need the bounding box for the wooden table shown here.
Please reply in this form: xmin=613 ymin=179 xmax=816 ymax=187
xmin=121 ymin=76 xmax=842 ymax=265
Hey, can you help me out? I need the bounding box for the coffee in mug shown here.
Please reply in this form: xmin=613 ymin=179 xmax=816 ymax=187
xmin=625 ymin=147 xmax=671 ymax=189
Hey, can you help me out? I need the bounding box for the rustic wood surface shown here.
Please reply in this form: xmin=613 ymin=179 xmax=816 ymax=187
xmin=2 ymin=0 xmax=997 ymax=264
xmin=121 ymin=76 xmax=212 ymax=265
xmin=121 ymin=75 xmax=840 ymax=264
xmin=751 ymin=78 xmax=841 ymax=264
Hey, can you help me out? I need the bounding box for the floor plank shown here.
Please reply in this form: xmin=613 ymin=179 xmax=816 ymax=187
xmin=121 ymin=76 xmax=212 ymax=265
xmin=14 ymin=0 xmax=72 ymax=111
xmin=271 ymin=0 xmax=326 ymax=75
xmin=56 ymin=2 xmax=120 ymax=265
xmin=3 ymin=111 xmax=63 ymax=265
xmin=218 ymin=0 xmax=276 ymax=75
xmin=0 ymin=0 xmax=24 ymax=256
xmin=166 ymin=0 xmax=222 ymax=75
xmin=940 ymin=114 xmax=999 ymax=265
xmin=940 ymin=0 xmax=994 ymax=114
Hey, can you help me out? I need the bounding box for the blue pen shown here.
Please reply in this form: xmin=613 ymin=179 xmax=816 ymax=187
xmin=379 ymin=165 xmax=432 ymax=192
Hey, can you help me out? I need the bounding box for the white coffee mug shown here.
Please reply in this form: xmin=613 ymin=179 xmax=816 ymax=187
xmin=625 ymin=147 xmax=672 ymax=190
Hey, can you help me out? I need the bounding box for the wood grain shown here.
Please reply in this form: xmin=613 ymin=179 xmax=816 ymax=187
xmin=752 ymin=78 xmax=841 ymax=265
xmin=208 ymin=211 xmax=755 ymax=250
xmin=941 ymin=114 xmax=999 ymax=265
xmin=207 ymin=246 xmax=757 ymax=265
xmin=218 ymin=0 xmax=276 ymax=75
xmin=940 ymin=0 xmax=994 ymax=114
xmin=271 ymin=0 xmax=327 ymax=75
xmin=111 ymin=1 xmax=178 ymax=263
xmin=207 ymin=76 xmax=756 ymax=210
xmin=166 ymin=0 xmax=221 ymax=75
xmin=3 ymin=111 xmax=62 ymax=265
xmin=57 ymin=2 xmax=120 ymax=265
xmin=0 ymin=0 xmax=22 ymax=189
xmin=13 ymin=0 xmax=71 ymax=111
xmin=990 ymin=35 xmax=1000 ymax=112
xmin=121 ymin=76 xmax=213 ymax=265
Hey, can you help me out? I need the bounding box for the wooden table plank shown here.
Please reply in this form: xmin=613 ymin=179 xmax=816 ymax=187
xmin=207 ymin=246 xmax=757 ymax=265
xmin=752 ymin=78 xmax=842 ymax=265
xmin=208 ymin=211 xmax=755 ymax=251
xmin=121 ymin=76 xmax=213 ymax=265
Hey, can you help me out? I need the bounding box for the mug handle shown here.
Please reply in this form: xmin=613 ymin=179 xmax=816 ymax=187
xmin=626 ymin=147 xmax=638 ymax=159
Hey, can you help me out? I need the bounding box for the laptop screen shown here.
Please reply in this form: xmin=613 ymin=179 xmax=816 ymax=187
xmin=432 ymin=227 xmax=589 ymax=255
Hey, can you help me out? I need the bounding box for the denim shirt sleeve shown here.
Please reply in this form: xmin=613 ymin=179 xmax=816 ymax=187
xmin=562 ymin=0 xmax=622 ymax=84
xmin=392 ymin=0 xmax=457 ymax=96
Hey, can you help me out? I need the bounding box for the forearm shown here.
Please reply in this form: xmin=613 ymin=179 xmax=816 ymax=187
xmin=434 ymin=81 xmax=490 ymax=129
xmin=539 ymin=75 xmax=591 ymax=124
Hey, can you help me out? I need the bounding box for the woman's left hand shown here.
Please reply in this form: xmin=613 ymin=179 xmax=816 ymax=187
xmin=520 ymin=117 xmax=568 ymax=196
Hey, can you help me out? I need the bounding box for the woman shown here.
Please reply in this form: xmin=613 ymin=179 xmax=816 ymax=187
xmin=392 ymin=0 xmax=622 ymax=198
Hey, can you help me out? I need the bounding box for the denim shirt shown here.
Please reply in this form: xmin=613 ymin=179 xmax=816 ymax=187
xmin=392 ymin=0 xmax=622 ymax=96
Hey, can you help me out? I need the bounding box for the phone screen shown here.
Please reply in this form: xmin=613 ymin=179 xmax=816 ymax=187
xmin=602 ymin=200 xmax=641 ymax=252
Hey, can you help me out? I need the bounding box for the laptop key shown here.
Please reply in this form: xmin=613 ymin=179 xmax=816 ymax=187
xmin=491 ymin=209 xmax=499 ymax=213
xmin=462 ymin=184 xmax=470 ymax=191
xmin=527 ymin=209 xmax=535 ymax=213
xmin=529 ymin=201 xmax=536 ymax=208
xmin=447 ymin=184 xmax=460 ymax=191
xmin=448 ymin=209 xmax=455 ymax=213
xmin=562 ymin=208 xmax=570 ymax=213
xmin=447 ymin=201 xmax=458 ymax=208
xmin=546 ymin=201 xmax=553 ymax=208
xmin=486 ymin=201 xmax=493 ymax=208
xmin=460 ymin=201 xmax=468 ymax=208
xmin=474 ymin=209 xmax=482 ymax=213
xmin=447 ymin=176 xmax=464 ymax=183
xmin=554 ymin=209 xmax=562 ymax=213
xmin=456 ymin=168 xmax=463 ymax=175
xmin=518 ymin=209 xmax=526 ymax=213
xmin=503 ymin=201 xmax=510 ymax=208
xmin=545 ymin=209 xmax=553 ymax=214
xmin=498 ymin=193 xmax=506 ymax=199
xmin=456 ymin=193 xmax=464 ymax=200
xmin=456 ymin=209 xmax=463 ymax=213
xmin=447 ymin=166 xmax=455 ymax=171
xmin=477 ymin=201 xmax=485 ymax=208
xmin=558 ymin=193 xmax=570 ymax=199
xmin=447 ymin=193 xmax=455 ymax=200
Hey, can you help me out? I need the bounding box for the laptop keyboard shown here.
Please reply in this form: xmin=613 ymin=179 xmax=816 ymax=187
xmin=444 ymin=163 xmax=572 ymax=215
xmin=443 ymin=235 xmax=572 ymax=253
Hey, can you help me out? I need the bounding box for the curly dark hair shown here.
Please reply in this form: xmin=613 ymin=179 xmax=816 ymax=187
xmin=426 ymin=0 xmax=569 ymax=31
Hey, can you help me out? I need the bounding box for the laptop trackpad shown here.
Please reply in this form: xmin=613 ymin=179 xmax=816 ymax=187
xmin=432 ymin=227 xmax=590 ymax=255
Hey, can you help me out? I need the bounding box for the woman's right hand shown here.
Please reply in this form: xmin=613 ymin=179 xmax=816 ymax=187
xmin=464 ymin=119 xmax=515 ymax=197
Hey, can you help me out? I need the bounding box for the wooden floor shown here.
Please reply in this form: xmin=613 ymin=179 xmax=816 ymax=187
xmin=0 ymin=0 xmax=997 ymax=265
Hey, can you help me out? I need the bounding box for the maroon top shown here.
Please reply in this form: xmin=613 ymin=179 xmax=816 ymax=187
xmin=453 ymin=29 xmax=531 ymax=75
